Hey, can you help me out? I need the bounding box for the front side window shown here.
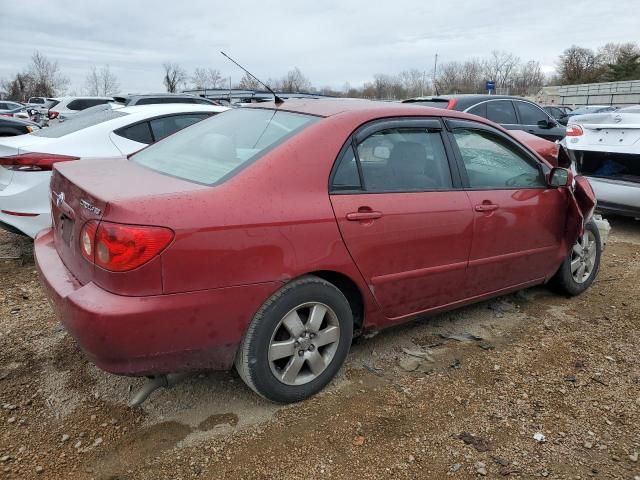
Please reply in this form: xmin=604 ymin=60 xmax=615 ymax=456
xmin=452 ymin=129 xmax=545 ymax=189
xmin=486 ymin=100 xmax=517 ymax=124
xmin=131 ymin=108 xmax=318 ymax=185
xmin=331 ymin=127 xmax=453 ymax=192
xmin=515 ymin=101 xmax=548 ymax=125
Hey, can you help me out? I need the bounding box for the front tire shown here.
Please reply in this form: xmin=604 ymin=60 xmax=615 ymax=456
xmin=550 ymin=220 xmax=601 ymax=296
xmin=235 ymin=275 xmax=353 ymax=403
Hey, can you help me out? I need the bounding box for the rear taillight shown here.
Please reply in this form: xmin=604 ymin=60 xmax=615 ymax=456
xmin=447 ymin=99 xmax=458 ymax=109
xmin=80 ymin=220 xmax=174 ymax=272
xmin=566 ymin=125 xmax=583 ymax=137
xmin=48 ymin=110 xmax=59 ymax=119
xmin=0 ymin=152 xmax=79 ymax=171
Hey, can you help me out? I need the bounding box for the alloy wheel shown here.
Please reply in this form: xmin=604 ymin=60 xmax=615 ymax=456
xmin=571 ymin=230 xmax=597 ymax=284
xmin=268 ymin=302 xmax=341 ymax=386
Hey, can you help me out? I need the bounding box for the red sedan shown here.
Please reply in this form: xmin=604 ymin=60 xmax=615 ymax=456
xmin=35 ymin=100 xmax=599 ymax=403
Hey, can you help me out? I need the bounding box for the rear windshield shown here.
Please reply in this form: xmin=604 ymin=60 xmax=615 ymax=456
xmin=33 ymin=109 xmax=127 ymax=138
xmin=131 ymin=108 xmax=318 ymax=185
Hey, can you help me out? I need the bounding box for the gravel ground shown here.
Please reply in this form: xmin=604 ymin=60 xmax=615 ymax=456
xmin=0 ymin=217 xmax=639 ymax=480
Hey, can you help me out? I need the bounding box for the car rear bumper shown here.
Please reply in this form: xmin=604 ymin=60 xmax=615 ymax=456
xmin=588 ymin=176 xmax=640 ymax=218
xmin=0 ymin=169 xmax=51 ymax=237
xmin=34 ymin=228 xmax=282 ymax=376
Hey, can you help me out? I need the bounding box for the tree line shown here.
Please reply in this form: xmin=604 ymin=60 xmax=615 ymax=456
xmin=2 ymin=42 xmax=639 ymax=102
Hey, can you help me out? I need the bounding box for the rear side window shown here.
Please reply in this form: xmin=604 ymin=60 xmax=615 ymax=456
xmin=467 ymin=103 xmax=487 ymax=118
xmin=486 ymin=101 xmax=517 ymax=124
xmin=131 ymin=109 xmax=318 ymax=185
xmin=116 ymin=122 xmax=153 ymax=144
xmin=32 ymin=110 xmax=128 ymax=138
xmin=29 ymin=98 xmax=44 ymax=104
xmin=515 ymin=101 xmax=548 ymax=125
xmin=136 ymin=97 xmax=201 ymax=105
xmin=331 ymin=127 xmax=453 ymax=192
xmin=452 ymin=129 xmax=544 ymax=188
xmin=332 ymin=146 xmax=361 ymax=190
xmin=149 ymin=114 xmax=209 ymax=141
xmin=67 ymin=99 xmax=111 ymax=111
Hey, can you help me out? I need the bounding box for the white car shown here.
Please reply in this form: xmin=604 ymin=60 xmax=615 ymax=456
xmin=564 ymin=106 xmax=640 ymax=218
xmin=48 ymin=96 xmax=114 ymax=122
xmin=0 ymin=103 xmax=227 ymax=237
xmin=0 ymin=101 xmax=25 ymax=114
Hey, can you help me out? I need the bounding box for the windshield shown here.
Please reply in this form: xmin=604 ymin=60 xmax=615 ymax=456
xmin=33 ymin=109 xmax=127 ymax=138
xmin=131 ymin=108 xmax=318 ymax=185
xmin=619 ymin=106 xmax=640 ymax=113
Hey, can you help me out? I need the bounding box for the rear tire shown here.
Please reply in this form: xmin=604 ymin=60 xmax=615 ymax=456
xmin=550 ymin=220 xmax=601 ymax=296
xmin=235 ymin=275 xmax=353 ymax=403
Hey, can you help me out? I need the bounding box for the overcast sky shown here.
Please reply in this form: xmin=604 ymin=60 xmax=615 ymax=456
xmin=1 ymin=0 xmax=638 ymax=94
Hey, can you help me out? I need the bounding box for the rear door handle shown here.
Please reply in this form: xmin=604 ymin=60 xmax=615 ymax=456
xmin=346 ymin=211 xmax=383 ymax=221
xmin=474 ymin=203 xmax=499 ymax=212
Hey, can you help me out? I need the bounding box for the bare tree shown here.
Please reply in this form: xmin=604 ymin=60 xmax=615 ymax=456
xmin=163 ymin=63 xmax=187 ymax=93
xmin=190 ymin=67 xmax=223 ymax=89
xmin=598 ymin=42 xmax=640 ymax=65
xmin=483 ymin=50 xmax=520 ymax=92
xmin=1 ymin=73 xmax=34 ymax=101
xmin=398 ymin=69 xmax=428 ymax=97
xmin=278 ymin=68 xmax=312 ymax=92
xmin=435 ymin=59 xmax=484 ymax=94
xmin=511 ymin=61 xmax=544 ymax=96
xmin=236 ymin=73 xmax=261 ymax=90
xmin=85 ymin=65 xmax=120 ymax=96
xmin=556 ymin=46 xmax=604 ymax=84
xmin=27 ymin=51 xmax=69 ymax=97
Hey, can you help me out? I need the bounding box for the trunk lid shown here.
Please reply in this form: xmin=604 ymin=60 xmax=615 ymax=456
xmin=50 ymin=158 xmax=208 ymax=287
xmin=572 ymin=113 xmax=640 ymax=148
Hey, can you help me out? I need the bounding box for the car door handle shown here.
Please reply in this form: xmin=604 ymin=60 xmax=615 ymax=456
xmin=346 ymin=211 xmax=383 ymax=221
xmin=474 ymin=203 xmax=499 ymax=212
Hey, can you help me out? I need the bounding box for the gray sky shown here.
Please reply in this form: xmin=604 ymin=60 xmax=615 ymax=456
xmin=1 ymin=0 xmax=638 ymax=94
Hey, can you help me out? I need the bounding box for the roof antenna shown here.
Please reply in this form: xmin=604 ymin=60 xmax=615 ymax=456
xmin=220 ymin=51 xmax=284 ymax=104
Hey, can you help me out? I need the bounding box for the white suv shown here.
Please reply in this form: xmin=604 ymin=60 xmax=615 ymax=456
xmin=48 ymin=96 xmax=114 ymax=122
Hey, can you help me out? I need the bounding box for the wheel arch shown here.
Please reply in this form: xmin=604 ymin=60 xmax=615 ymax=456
xmin=306 ymin=270 xmax=365 ymax=334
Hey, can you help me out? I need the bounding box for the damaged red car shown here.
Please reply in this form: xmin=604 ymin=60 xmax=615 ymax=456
xmin=35 ymin=100 xmax=598 ymax=403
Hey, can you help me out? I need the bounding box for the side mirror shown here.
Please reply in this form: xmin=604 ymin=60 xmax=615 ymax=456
xmin=538 ymin=119 xmax=555 ymax=129
xmin=548 ymin=167 xmax=572 ymax=187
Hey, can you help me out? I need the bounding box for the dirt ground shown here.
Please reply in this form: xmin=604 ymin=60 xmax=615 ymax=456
xmin=0 ymin=217 xmax=639 ymax=480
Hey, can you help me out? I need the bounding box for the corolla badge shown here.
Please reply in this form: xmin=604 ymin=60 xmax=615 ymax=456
xmin=79 ymin=199 xmax=102 ymax=216
xmin=54 ymin=191 xmax=65 ymax=207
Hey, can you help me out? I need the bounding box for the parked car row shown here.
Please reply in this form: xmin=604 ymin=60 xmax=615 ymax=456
xmin=24 ymin=97 xmax=599 ymax=404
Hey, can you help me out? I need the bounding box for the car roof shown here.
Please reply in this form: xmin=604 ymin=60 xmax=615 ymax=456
xmin=56 ymin=96 xmax=114 ymax=101
xmin=118 ymin=104 xmax=227 ymax=115
xmin=242 ymin=98 xmax=470 ymax=118
xmin=113 ymin=93 xmax=213 ymax=102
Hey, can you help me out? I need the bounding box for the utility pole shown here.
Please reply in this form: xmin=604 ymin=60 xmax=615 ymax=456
xmin=432 ymin=53 xmax=439 ymax=95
